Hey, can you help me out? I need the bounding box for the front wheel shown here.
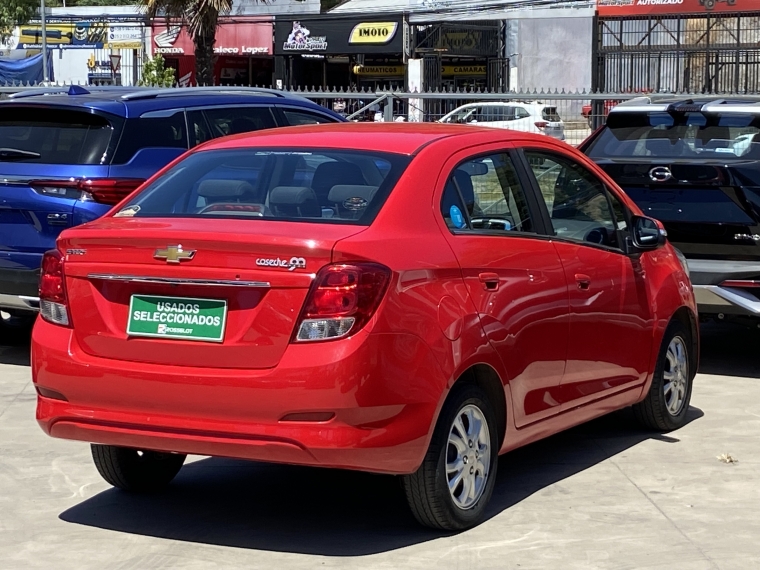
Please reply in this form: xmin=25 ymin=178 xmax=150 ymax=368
xmin=403 ymin=384 xmax=499 ymax=531
xmin=633 ymin=319 xmax=694 ymax=431
xmin=91 ymin=444 xmax=186 ymax=492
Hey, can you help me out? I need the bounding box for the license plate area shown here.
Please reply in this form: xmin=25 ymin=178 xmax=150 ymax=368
xmin=127 ymin=294 xmax=227 ymax=342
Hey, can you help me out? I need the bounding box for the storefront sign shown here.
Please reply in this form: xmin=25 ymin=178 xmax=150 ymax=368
xmin=275 ymin=17 xmax=404 ymax=55
xmin=2 ymin=20 xmax=142 ymax=50
xmin=353 ymin=64 xmax=405 ymax=75
xmin=597 ymin=0 xmax=760 ymax=16
xmin=152 ymin=20 xmax=273 ymax=56
xmin=281 ymin=21 xmax=328 ymax=52
xmin=349 ymin=22 xmax=399 ymax=45
xmin=107 ymin=25 xmax=143 ymax=49
xmin=442 ymin=65 xmax=486 ymax=76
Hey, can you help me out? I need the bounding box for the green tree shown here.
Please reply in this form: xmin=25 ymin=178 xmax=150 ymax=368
xmin=139 ymin=53 xmax=175 ymax=86
xmin=141 ymin=0 xmax=232 ymax=86
xmin=0 ymin=0 xmax=37 ymax=44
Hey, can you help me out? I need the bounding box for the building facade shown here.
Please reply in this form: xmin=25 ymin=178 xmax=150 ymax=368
xmin=595 ymin=0 xmax=760 ymax=93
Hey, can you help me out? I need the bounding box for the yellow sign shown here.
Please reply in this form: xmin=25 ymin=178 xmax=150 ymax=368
xmin=349 ymin=22 xmax=399 ymax=45
xmin=105 ymin=41 xmax=143 ymax=49
xmin=353 ymin=64 xmax=405 ymax=76
xmin=442 ymin=65 xmax=487 ymax=76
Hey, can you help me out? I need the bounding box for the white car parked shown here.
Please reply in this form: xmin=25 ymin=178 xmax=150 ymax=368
xmin=439 ymin=102 xmax=566 ymax=141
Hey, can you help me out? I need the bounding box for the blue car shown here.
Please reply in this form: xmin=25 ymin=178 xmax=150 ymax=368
xmin=0 ymin=86 xmax=345 ymax=318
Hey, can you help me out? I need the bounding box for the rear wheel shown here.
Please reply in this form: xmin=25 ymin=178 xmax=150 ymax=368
xmin=91 ymin=444 xmax=186 ymax=492
xmin=633 ymin=320 xmax=694 ymax=431
xmin=402 ymin=384 xmax=499 ymax=531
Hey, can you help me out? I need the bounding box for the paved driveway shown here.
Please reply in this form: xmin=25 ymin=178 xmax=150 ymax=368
xmin=1 ymin=319 xmax=758 ymax=570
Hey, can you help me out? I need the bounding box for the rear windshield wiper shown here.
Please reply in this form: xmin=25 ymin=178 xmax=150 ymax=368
xmin=0 ymin=148 xmax=41 ymax=161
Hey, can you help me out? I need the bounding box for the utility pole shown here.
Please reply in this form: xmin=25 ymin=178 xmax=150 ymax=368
xmin=40 ymin=0 xmax=49 ymax=83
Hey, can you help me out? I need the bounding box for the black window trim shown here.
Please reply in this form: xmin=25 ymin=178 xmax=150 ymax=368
xmin=275 ymin=104 xmax=340 ymax=126
xmin=515 ymin=147 xmax=633 ymax=256
xmin=441 ymin=148 xmax=552 ymax=238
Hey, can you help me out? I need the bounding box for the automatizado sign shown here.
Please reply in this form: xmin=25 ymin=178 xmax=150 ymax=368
xmin=597 ymin=0 xmax=760 ymax=16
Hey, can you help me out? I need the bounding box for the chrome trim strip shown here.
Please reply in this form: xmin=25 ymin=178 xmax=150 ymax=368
xmin=693 ymin=285 xmax=760 ymax=314
xmin=87 ymin=274 xmax=270 ymax=288
xmin=0 ymin=294 xmax=39 ymax=312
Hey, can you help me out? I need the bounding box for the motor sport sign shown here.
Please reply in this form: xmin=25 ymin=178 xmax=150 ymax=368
xmin=597 ymin=0 xmax=760 ymax=16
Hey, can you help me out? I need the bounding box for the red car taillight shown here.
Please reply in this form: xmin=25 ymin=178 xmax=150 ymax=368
xmin=29 ymin=178 xmax=144 ymax=206
xmin=535 ymin=121 xmax=549 ymax=130
xmin=39 ymin=249 xmax=70 ymax=327
xmin=294 ymin=263 xmax=391 ymax=342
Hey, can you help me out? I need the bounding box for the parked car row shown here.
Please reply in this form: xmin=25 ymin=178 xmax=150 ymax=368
xmin=4 ymin=88 xmax=757 ymax=531
xmin=13 ymin=86 xmax=699 ymax=530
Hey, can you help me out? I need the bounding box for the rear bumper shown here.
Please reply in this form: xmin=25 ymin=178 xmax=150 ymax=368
xmin=688 ymin=259 xmax=760 ymax=317
xmin=0 ymin=266 xmax=40 ymax=313
xmin=31 ymin=318 xmax=447 ymax=475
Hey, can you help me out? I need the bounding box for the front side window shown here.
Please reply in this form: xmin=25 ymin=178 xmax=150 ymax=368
xmin=441 ymin=153 xmax=534 ymax=233
xmin=525 ymin=150 xmax=622 ymax=248
xmin=202 ymin=107 xmax=277 ymax=138
xmin=116 ymin=149 xmax=410 ymax=226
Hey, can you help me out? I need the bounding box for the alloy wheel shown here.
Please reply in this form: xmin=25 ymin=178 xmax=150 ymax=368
xmin=446 ymin=404 xmax=491 ymax=510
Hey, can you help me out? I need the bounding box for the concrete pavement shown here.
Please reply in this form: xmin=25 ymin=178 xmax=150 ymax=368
xmin=0 ymin=318 xmax=758 ymax=569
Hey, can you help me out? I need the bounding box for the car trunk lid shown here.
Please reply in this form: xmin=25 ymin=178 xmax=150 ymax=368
xmin=59 ymin=218 xmax=366 ymax=369
xmin=597 ymin=160 xmax=760 ymax=259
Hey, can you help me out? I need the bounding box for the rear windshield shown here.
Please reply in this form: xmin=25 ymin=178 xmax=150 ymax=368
xmin=542 ymin=107 xmax=561 ymax=122
xmin=587 ymin=111 xmax=760 ymax=160
xmin=0 ymin=106 xmax=120 ymax=165
xmin=117 ymin=148 xmax=411 ymax=225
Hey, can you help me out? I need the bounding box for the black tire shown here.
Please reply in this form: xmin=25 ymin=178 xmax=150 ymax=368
xmin=633 ymin=319 xmax=694 ymax=431
xmin=91 ymin=444 xmax=186 ymax=492
xmin=402 ymin=384 xmax=499 ymax=531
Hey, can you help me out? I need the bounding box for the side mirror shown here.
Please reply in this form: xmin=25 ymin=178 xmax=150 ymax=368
xmin=631 ymin=215 xmax=667 ymax=251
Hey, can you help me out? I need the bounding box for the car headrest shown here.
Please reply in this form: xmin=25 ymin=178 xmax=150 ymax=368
xmin=269 ymin=186 xmax=321 ymax=217
xmin=198 ymin=179 xmax=255 ymax=198
xmin=327 ymin=185 xmax=379 ymax=206
xmin=311 ymin=162 xmax=366 ymax=200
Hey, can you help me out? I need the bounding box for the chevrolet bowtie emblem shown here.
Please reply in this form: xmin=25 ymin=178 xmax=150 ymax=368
xmin=154 ymin=245 xmax=196 ymax=264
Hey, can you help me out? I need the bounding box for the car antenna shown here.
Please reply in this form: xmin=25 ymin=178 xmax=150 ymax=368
xmin=67 ymin=85 xmax=91 ymax=96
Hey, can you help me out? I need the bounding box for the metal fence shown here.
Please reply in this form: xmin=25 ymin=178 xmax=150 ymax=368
xmin=1 ymin=83 xmax=757 ymax=147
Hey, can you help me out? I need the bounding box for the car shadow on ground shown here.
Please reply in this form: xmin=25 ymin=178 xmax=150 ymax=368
xmin=698 ymin=321 xmax=760 ymax=379
xmin=58 ymin=406 xmax=703 ymax=556
xmin=0 ymin=315 xmax=33 ymax=367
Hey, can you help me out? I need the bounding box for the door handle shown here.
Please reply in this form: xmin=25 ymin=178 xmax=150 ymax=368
xmin=478 ymin=272 xmax=500 ymax=291
xmin=575 ymin=273 xmax=591 ymax=291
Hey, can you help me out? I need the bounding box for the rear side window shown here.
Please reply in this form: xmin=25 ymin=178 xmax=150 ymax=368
xmin=441 ymin=153 xmax=534 ymax=233
xmin=0 ymin=106 xmax=119 ymax=165
xmin=117 ymin=149 xmax=411 ymax=226
xmin=542 ymin=107 xmax=561 ymax=122
xmin=113 ymin=111 xmax=187 ymax=164
xmin=282 ymin=109 xmax=336 ymax=126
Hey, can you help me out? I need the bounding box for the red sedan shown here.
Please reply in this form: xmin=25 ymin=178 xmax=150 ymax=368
xmin=32 ymin=123 xmax=697 ymax=530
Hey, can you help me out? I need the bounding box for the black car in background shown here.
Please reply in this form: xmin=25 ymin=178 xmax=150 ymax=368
xmin=580 ymin=97 xmax=760 ymax=323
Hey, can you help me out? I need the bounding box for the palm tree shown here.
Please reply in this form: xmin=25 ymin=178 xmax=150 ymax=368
xmin=141 ymin=0 xmax=232 ymax=86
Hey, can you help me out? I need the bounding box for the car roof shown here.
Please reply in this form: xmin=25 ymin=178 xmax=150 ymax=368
xmin=0 ymin=86 xmax=334 ymax=119
xmin=611 ymin=95 xmax=760 ymax=115
xmin=199 ymin=122 xmax=554 ymax=155
xmin=444 ymin=101 xmax=550 ymax=112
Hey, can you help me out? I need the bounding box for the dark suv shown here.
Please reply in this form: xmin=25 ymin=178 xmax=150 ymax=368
xmin=0 ymin=86 xmax=344 ymax=319
xmin=580 ymin=96 xmax=760 ymax=323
